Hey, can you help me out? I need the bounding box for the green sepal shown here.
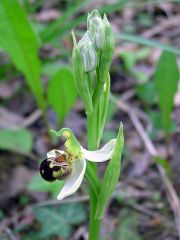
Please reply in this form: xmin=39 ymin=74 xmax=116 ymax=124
xmin=95 ymin=123 xmax=124 ymax=219
xmin=50 ymin=128 xmax=83 ymax=159
xmin=72 ymin=31 xmax=93 ymax=114
xmin=78 ymin=31 xmax=97 ymax=72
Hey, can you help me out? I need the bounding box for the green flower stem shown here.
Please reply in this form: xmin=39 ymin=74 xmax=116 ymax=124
xmin=87 ymin=110 xmax=102 ymax=240
xmin=87 ymin=111 xmax=99 ymax=151
xmin=92 ymin=80 xmax=104 ymax=109
xmin=92 ymin=57 xmax=104 ymax=110
xmin=87 ymin=72 xmax=94 ymax=96
xmin=85 ymin=161 xmax=101 ymax=197
xmin=86 ymin=68 xmax=111 ymax=239
xmin=89 ymin=194 xmax=101 ymax=240
xmin=86 ymin=68 xmax=103 ymax=240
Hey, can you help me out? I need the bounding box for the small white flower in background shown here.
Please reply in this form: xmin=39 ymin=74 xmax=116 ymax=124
xmin=39 ymin=128 xmax=116 ymax=200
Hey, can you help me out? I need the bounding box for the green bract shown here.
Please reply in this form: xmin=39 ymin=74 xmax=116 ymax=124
xmin=95 ymin=123 xmax=124 ymax=219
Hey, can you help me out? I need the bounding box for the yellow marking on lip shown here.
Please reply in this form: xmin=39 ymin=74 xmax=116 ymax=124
xmin=49 ymin=160 xmax=55 ymax=168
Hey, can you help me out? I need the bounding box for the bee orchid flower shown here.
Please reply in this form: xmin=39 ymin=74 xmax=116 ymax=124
xmin=40 ymin=128 xmax=116 ymax=200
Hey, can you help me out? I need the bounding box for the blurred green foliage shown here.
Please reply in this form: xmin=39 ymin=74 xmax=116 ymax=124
xmin=0 ymin=0 xmax=44 ymax=109
xmin=28 ymin=173 xmax=64 ymax=198
xmin=33 ymin=203 xmax=86 ymax=239
xmin=0 ymin=128 xmax=33 ymax=154
xmin=47 ymin=67 xmax=77 ymax=125
xmin=154 ymin=51 xmax=179 ymax=137
xmin=116 ymin=209 xmax=142 ymax=240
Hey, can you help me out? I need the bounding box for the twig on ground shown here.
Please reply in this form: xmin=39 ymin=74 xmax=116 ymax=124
xmin=20 ymin=109 xmax=41 ymax=128
xmin=125 ymin=201 xmax=176 ymax=232
xmin=142 ymin=14 xmax=180 ymax=38
xmin=0 ymin=107 xmax=41 ymax=130
xmin=110 ymin=94 xmax=180 ymax=239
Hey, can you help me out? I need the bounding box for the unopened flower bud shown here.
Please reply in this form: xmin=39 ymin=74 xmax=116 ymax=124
xmin=78 ymin=31 xmax=97 ymax=72
xmin=98 ymin=14 xmax=115 ymax=82
xmin=87 ymin=10 xmax=105 ymax=50
xmin=71 ymin=31 xmax=93 ymax=113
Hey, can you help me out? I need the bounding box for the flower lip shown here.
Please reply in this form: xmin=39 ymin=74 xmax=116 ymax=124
xmin=39 ymin=159 xmax=56 ymax=182
xmin=40 ymin=150 xmax=73 ymax=182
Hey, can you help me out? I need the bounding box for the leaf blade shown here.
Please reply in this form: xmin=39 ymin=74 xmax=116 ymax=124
xmin=95 ymin=123 xmax=124 ymax=219
xmin=47 ymin=67 xmax=77 ymax=125
xmin=154 ymin=51 xmax=179 ymax=135
xmin=0 ymin=0 xmax=44 ymax=108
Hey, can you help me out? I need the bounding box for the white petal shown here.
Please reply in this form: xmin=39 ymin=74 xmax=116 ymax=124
xmin=57 ymin=159 xmax=86 ymax=200
xmin=47 ymin=149 xmax=64 ymax=159
xmin=81 ymin=139 xmax=116 ymax=162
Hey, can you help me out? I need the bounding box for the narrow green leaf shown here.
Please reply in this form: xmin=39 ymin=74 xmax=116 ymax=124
xmin=41 ymin=0 xmax=89 ymax=42
xmin=95 ymin=123 xmax=124 ymax=219
xmin=0 ymin=128 xmax=33 ymax=154
xmin=47 ymin=67 xmax=77 ymax=125
xmin=0 ymin=0 xmax=44 ymax=109
xmin=154 ymin=51 xmax=179 ymax=135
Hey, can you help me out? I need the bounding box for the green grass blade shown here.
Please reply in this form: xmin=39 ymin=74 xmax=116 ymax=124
xmin=41 ymin=0 xmax=88 ymax=42
xmin=0 ymin=0 xmax=45 ymax=109
xmin=117 ymin=33 xmax=180 ymax=55
xmin=95 ymin=123 xmax=124 ymax=219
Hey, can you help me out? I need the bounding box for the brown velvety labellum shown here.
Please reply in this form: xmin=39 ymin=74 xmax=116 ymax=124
xmin=39 ymin=159 xmax=56 ymax=182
